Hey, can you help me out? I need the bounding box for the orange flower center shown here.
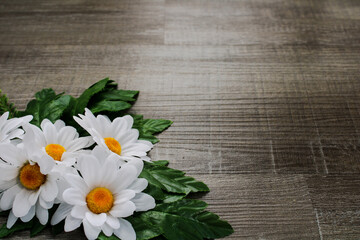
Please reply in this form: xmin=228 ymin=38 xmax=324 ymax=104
xmin=45 ymin=144 xmax=66 ymax=161
xmin=86 ymin=187 xmax=114 ymax=214
xmin=19 ymin=163 xmax=46 ymax=190
xmin=104 ymin=137 xmax=121 ymax=155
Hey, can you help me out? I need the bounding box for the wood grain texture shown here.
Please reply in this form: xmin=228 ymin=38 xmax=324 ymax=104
xmin=0 ymin=0 xmax=360 ymax=239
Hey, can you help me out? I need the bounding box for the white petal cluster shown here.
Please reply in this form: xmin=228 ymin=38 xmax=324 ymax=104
xmin=52 ymin=147 xmax=155 ymax=240
xmin=23 ymin=119 xmax=94 ymax=168
xmin=74 ymin=108 xmax=153 ymax=163
xmin=0 ymin=110 xmax=155 ymax=240
xmin=0 ymin=141 xmax=58 ymax=228
xmin=0 ymin=112 xmax=32 ymax=144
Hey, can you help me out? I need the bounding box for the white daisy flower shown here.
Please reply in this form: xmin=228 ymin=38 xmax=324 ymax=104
xmin=0 ymin=112 xmax=33 ymax=144
xmin=73 ymin=108 xmax=153 ymax=163
xmin=22 ymin=119 xmax=94 ymax=167
xmin=0 ymin=143 xmax=58 ymax=228
xmin=51 ymin=148 xmax=155 ymax=240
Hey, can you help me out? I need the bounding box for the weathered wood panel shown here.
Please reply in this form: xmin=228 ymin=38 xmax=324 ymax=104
xmin=0 ymin=0 xmax=360 ymax=239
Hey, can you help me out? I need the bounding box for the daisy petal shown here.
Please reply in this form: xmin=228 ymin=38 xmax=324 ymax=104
xmin=121 ymin=143 xmax=151 ymax=155
xmin=0 ymin=179 xmax=16 ymax=192
xmin=0 ymin=184 xmax=21 ymax=210
xmin=3 ymin=118 xmax=23 ymax=135
xmin=40 ymin=178 xmax=58 ymax=202
xmin=36 ymin=201 xmax=49 ymax=225
xmin=66 ymin=137 xmax=93 ymax=152
xmin=114 ymin=218 xmax=136 ymax=240
xmin=63 ymin=188 xmax=86 ymax=206
xmin=7 ymin=210 xmax=18 ymax=229
xmin=0 ymin=112 xmax=9 ymax=125
xmin=85 ymin=212 xmax=107 ymax=227
xmin=113 ymin=165 xmax=138 ymax=192
xmin=39 ymin=196 xmax=54 ymax=209
xmin=77 ymin=155 xmax=101 ymax=188
xmin=65 ymin=174 xmax=89 ymax=194
xmin=118 ymin=129 xmax=139 ymax=146
xmin=20 ymin=205 xmax=35 ymax=222
xmin=128 ymin=178 xmax=148 ymax=193
xmin=0 ymin=165 xmax=18 ymax=181
xmin=71 ymin=205 xmax=87 ymax=219
xmin=132 ymin=193 xmax=156 ymax=212
xmin=0 ymin=144 xmax=24 ymax=166
xmin=114 ymin=190 xmax=136 ymax=205
xmin=127 ymin=158 xmax=144 ymax=177
xmin=98 ymin=158 xmax=118 ymax=186
xmin=34 ymin=154 xmax=55 ymax=175
xmin=123 ymin=115 xmax=134 ymax=129
xmin=28 ymin=190 xmax=40 ymax=206
xmin=101 ymin=222 xmax=114 ymax=236
xmin=5 ymin=129 xmax=24 ymax=141
xmin=13 ymin=189 xmax=32 ymax=217
xmin=42 ymin=120 xmax=58 ymax=144
xmin=109 ymin=201 xmax=136 ymax=218
xmin=106 ymin=215 xmax=120 ymax=229
xmin=51 ymin=203 xmax=73 ymax=225
xmin=64 ymin=215 xmax=82 ymax=232
xmin=83 ymin=218 xmax=102 ymax=240
xmin=54 ymin=119 xmax=66 ymax=130
xmin=138 ymin=140 xmax=153 ymax=148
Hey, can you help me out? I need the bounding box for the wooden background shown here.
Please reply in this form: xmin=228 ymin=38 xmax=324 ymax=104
xmin=1 ymin=0 xmax=360 ymax=239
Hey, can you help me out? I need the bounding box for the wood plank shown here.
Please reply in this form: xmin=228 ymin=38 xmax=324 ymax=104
xmin=0 ymin=174 xmax=321 ymax=239
xmin=306 ymin=175 xmax=360 ymax=239
xmin=1 ymin=43 xmax=359 ymax=174
xmin=0 ymin=1 xmax=164 ymax=46
xmin=0 ymin=0 xmax=360 ymax=239
xmin=193 ymin=174 xmax=320 ymax=239
xmin=165 ymin=0 xmax=360 ymax=46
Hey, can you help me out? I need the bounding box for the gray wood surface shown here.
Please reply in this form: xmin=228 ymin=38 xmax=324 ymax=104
xmin=0 ymin=0 xmax=360 ymax=239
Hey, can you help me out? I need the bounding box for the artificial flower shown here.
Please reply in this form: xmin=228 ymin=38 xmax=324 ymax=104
xmin=0 ymin=143 xmax=59 ymax=228
xmin=22 ymin=119 xmax=94 ymax=167
xmin=51 ymin=147 xmax=155 ymax=240
xmin=0 ymin=112 xmax=32 ymax=144
xmin=73 ymin=108 xmax=153 ymax=163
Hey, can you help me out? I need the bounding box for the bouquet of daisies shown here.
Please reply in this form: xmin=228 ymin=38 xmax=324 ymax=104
xmin=0 ymin=79 xmax=233 ymax=240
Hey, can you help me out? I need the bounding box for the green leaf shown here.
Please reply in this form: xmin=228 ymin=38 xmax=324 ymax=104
xmin=30 ymin=220 xmax=46 ymax=237
xmin=132 ymin=115 xmax=173 ymax=144
xmin=97 ymin=232 xmax=120 ymax=240
xmin=95 ymin=89 xmax=139 ymax=102
xmin=154 ymin=199 xmax=207 ymax=218
xmin=139 ymin=199 xmax=233 ymax=240
xmin=162 ymin=193 xmax=186 ymax=203
xmin=127 ymin=215 xmax=162 ymax=240
xmin=90 ymin=100 xmax=132 ymax=114
xmin=142 ymin=119 xmax=173 ymax=135
xmin=139 ymin=133 xmax=160 ymax=144
xmin=194 ymin=211 xmax=234 ymax=239
xmin=143 ymin=183 xmax=166 ymax=201
xmin=73 ymin=78 xmax=110 ymax=115
xmin=0 ymin=220 xmax=33 ymax=238
xmin=17 ymin=89 xmax=71 ymax=126
xmin=152 ymin=160 xmax=169 ymax=166
xmin=43 ymin=95 xmax=71 ymax=122
xmin=151 ymin=236 xmax=167 ymax=240
xmin=35 ymin=88 xmax=57 ymax=101
xmin=140 ymin=162 xmax=209 ymax=195
xmin=0 ymin=90 xmax=17 ymax=118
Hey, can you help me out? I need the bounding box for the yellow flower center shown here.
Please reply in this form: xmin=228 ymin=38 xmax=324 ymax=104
xmin=104 ymin=137 xmax=121 ymax=155
xmin=86 ymin=187 xmax=114 ymax=214
xmin=45 ymin=144 xmax=66 ymax=161
xmin=19 ymin=163 xmax=46 ymax=190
